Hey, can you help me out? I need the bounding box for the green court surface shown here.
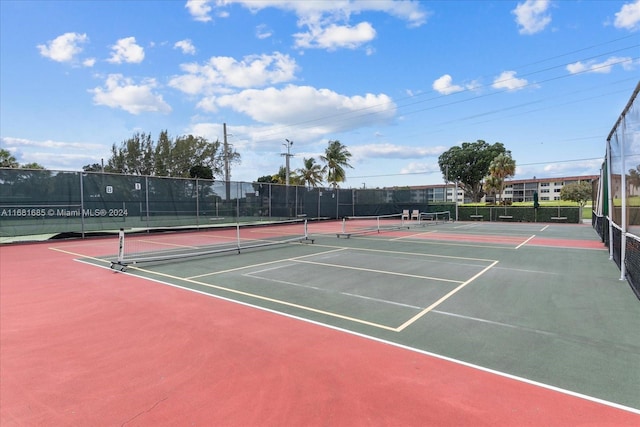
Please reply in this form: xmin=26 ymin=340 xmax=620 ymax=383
xmin=86 ymin=220 xmax=640 ymax=411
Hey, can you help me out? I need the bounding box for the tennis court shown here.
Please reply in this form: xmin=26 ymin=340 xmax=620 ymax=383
xmin=2 ymin=218 xmax=639 ymax=425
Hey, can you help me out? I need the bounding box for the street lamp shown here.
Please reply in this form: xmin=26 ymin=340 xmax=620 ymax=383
xmin=282 ymin=139 xmax=294 ymax=186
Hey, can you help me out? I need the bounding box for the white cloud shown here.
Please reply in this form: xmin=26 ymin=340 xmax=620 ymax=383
xmin=37 ymin=32 xmax=88 ymax=63
xmin=614 ymin=0 xmax=640 ymax=31
xmin=196 ymin=0 xmax=427 ymax=26
xmin=399 ymin=161 xmax=442 ymax=175
xmin=512 ymin=0 xmax=551 ymax=35
xmin=174 ymin=39 xmax=196 ymax=55
xmin=187 ymin=1 xmax=427 ymax=51
xmin=294 ymin=22 xmax=376 ymax=50
xmin=1 ymin=137 xmax=109 ymax=170
xmin=542 ymin=159 xmax=602 ymax=176
xmin=432 ymin=75 xmax=464 ymax=95
xmin=107 ymin=37 xmax=145 ymax=64
xmin=256 ymin=24 xmax=273 ymax=39
xmin=185 ymin=0 xmax=213 ymax=22
xmin=212 ymin=85 xmax=396 ymax=133
xmin=82 ymin=58 xmax=96 ymax=67
xmin=1 ymin=136 xmax=104 ymax=151
xmin=90 ymin=74 xmax=171 ymax=115
xmin=350 ymin=143 xmax=446 ymax=160
xmin=492 ymin=71 xmax=529 ymax=91
xmin=169 ymin=52 xmax=298 ymax=95
xmin=566 ymin=56 xmax=635 ymax=74
xmin=432 ymin=75 xmax=481 ymax=95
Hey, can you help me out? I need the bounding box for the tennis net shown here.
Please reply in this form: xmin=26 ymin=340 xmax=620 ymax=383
xmin=418 ymin=211 xmax=451 ymax=224
xmin=337 ymin=213 xmax=408 ymax=238
xmin=112 ymin=219 xmax=312 ymax=269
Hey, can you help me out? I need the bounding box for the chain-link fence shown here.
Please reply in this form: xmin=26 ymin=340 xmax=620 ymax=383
xmin=0 ymin=169 xmax=447 ymax=241
xmin=595 ymin=81 xmax=640 ymax=299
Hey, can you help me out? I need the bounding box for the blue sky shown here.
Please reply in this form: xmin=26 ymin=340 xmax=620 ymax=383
xmin=1 ymin=0 xmax=639 ymax=188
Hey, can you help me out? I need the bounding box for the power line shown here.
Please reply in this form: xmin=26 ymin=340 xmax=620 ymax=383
xmin=245 ymin=38 xmax=639 ymax=142
xmin=349 ymin=157 xmax=603 ymax=180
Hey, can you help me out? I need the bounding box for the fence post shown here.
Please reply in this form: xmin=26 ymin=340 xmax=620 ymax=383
xmin=79 ymin=173 xmax=85 ymax=238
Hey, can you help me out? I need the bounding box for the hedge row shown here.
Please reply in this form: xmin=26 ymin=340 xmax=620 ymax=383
xmin=452 ymin=206 xmax=581 ymax=223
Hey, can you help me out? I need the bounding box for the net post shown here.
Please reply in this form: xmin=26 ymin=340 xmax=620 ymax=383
xmin=304 ymin=219 xmax=308 ymax=239
xmin=342 ymin=217 xmax=346 ymax=233
xmin=236 ymin=223 xmax=241 ymax=253
xmin=117 ymin=228 xmax=125 ymax=264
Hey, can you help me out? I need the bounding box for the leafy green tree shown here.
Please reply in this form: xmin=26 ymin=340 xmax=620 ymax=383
xmin=83 ymin=163 xmax=102 ymax=172
xmin=106 ymin=130 xmax=233 ymax=179
xmin=154 ymin=130 xmax=173 ymax=176
xmin=108 ymin=142 xmax=126 ymax=173
xmin=628 ymin=165 xmax=640 ymax=191
xmin=561 ymin=181 xmax=592 ymax=218
xmin=107 ymin=132 xmax=153 ymax=175
xmin=0 ymin=149 xmax=19 ymax=168
xmin=438 ymin=140 xmax=507 ymax=203
xmin=220 ymin=141 xmax=241 ymax=181
xmin=171 ymin=135 xmax=207 ymax=177
xmin=487 ymin=152 xmax=516 ymax=205
xmin=256 ymin=174 xmax=278 ymax=184
xmin=297 ymin=157 xmax=324 ymax=188
xmin=271 ymin=166 xmax=302 ymax=185
xmin=320 ymin=140 xmax=352 ymax=188
xmin=21 ymin=162 xmax=46 ymax=170
xmin=483 ymin=175 xmax=501 ymax=204
xmin=189 ymin=165 xmax=213 ymax=179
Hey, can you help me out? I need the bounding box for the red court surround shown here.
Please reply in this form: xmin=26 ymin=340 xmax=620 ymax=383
xmin=1 ymin=241 xmax=638 ymax=426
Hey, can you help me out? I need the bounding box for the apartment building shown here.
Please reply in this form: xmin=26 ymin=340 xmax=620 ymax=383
xmin=392 ymin=175 xmax=598 ymax=204
xmin=502 ymin=175 xmax=598 ymax=202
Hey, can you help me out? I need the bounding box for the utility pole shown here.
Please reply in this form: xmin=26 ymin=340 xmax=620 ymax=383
xmin=282 ymin=139 xmax=294 ymax=217
xmin=224 ymin=123 xmax=230 ymax=200
xmin=445 ymin=165 xmax=449 ymax=203
xmin=282 ymin=139 xmax=293 ymax=186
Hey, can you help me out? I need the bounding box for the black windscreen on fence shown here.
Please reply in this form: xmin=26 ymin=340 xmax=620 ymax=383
xmin=626 ymin=235 xmax=640 ymax=299
xmin=0 ymin=169 xmax=448 ymax=240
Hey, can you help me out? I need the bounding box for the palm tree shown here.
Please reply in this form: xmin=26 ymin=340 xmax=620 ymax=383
xmin=488 ymin=153 xmax=516 ymax=205
xmin=273 ymin=166 xmax=302 ymax=185
xmin=297 ymin=157 xmax=324 ymax=189
xmin=483 ymin=175 xmax=501 ymax=204
xmin=320 ymin=140 xmax=353 ymax=188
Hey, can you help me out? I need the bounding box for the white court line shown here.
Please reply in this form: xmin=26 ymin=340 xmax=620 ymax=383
xmin=293 ymin=258 xmax=464 ymax=284
xmin=244 ymin=270 xmax=323 ymax=291
xmin=540 ymin=225 xmax=550 ymax=232
xmin=72 ymin=256 xmax=640 ymax=415
xmin=187 ymin=247 xmax=347 ymax=279
xmin=243 ymin=269 xmax=422 ymax=310
xmin=313 ymin=242 xmax=496 ymax=263
xmin=454 ymin=223 xmax=480 ymax=229
xmin=396 ymin=260 xmax=499 ymax=331
xmin=433 ymin=310 xmax=559 ymax=337
xmin=390 ymin=230 xmax=438 ymax=241
xmin=341 ymin=292 xmax=422 ymax=309
xmin=515 ymin=235 xmax=536 ymax=249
